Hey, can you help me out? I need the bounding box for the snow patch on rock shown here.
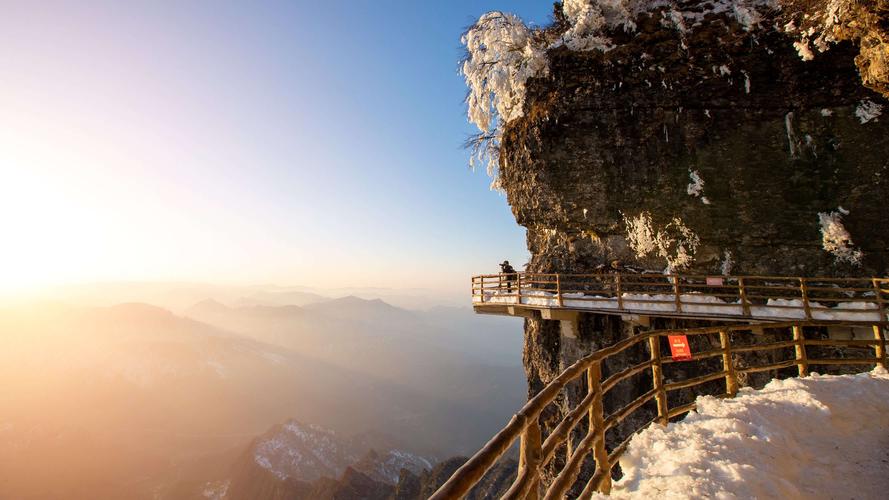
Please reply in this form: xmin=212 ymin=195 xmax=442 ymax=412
xmin=686 ymin=170 xmax=710 ymax=205
xmin=818 ymin=208 xmax=862 ymax=265
xmin=855 ymin=99 xmax=883 ymax=124
xmin=623 ymin=212 xmax=700 ymax=271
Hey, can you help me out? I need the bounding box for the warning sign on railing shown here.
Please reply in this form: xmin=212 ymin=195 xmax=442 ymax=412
xmin=668 ymin=335 xmax=693 ymax=361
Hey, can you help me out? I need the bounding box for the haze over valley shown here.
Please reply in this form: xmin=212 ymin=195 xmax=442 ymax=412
xmin=0 ymin=286 xmax=525 ymax=498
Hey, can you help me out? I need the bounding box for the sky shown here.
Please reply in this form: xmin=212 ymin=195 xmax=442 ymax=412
xmin=0 ymin=1 xmax=557 ymax=296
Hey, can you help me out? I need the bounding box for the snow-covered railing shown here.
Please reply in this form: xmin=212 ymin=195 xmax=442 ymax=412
xmin=472 ymin=272 xmax=889 ymax=322
xmin=430 ymin=320 xmax=888 ymax=499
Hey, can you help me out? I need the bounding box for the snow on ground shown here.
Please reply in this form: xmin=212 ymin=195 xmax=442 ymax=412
xmin=598 ymin=368 xmax=889 ymax=499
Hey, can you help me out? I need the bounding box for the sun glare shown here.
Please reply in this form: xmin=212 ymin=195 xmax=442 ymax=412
xmin=0 ymin=135 xmax=112 ymax=294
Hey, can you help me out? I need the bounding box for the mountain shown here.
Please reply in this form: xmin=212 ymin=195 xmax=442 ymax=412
xmin=183 ymin=298 xmax=527 ymax=455
xmin=0 ymin=303 xmax=513 ymax=499
xmin=222 ymin=420 xmax=516 ymax=500
xmin=0 ymin=291 xmax=527 ymax=499
xmin=246 ymin=420 xmax=431 ymax=484
xmin=352 ymin=449 xmax=432 ymax=485
xmin=235 ymin=290 xmax=329 ymax=308
xmin=303 ymin=295 xmax=417 ymax=323
xmin=33 ymin=282 xmax=468 ymax=313
xmin=225 ymin=420 xmax=431 ymax=500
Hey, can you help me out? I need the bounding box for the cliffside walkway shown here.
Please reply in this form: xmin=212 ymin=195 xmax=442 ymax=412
xmin=431 ymin=319 xmax=889 ymax=499
xmin=473 ymin=272 xmax=889 ymax=323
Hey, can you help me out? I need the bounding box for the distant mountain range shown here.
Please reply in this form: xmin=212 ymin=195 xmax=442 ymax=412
xmin=0 ymin=294 xmax=525 ymax=499
xmin=34 ymin=281 xmax=469 ymax=311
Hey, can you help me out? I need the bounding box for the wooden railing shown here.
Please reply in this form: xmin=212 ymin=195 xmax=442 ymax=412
xmin=430 ymin=320 xmax=888 ymax=499
xmin=473 ymin=272 xmax=889 ymax=322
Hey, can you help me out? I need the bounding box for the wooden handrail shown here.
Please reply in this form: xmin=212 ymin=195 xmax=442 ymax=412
xmin=430 ymin=320 xmax=889 ymax=499
xmin=473 ymin=271 xmax=889 ymax=323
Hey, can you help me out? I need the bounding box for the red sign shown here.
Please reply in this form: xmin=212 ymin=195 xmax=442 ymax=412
xmin=705 ymin=277 xmax=724 ymax=286
xmin=668 ymin=335 xmax=693 ymax=361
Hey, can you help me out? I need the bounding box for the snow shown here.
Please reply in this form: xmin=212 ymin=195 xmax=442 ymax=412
xmin=252 ymin=420 xmax=431 ymax=484
xmin=255 ymin=454 xmax=273 ymax=470
xmin=686 ymin=170 xmax=710 ymax=205
xmin=480 ymin=290 xmax=883 ymax=322
xmin=623 ymin=212 xmax=658 ymax=257
xmin=719 ymin=251 xmax=733 ymax=276
xmin=793 ymin=40 xmax=815 ymax=61
xmin=461 ymin=1 xmax=780 ymax=181
xmin=678 ymin=0 xmax=777 ymax=30
xmin=201 ymin=479 xmax=230 ymax=500
xmin=818 ymin=209 xmax=863 ymax=265
xmin=371 ymin=450 xmax=435 ymax=484
xmin=855 ymin=100 xmax=883 ymax=124
xmin=461 ymin=11 xmax=549 ymax=183
xmin=557 ymin=0 xmax=639 ymax=52
xmin=597 ymin=368 xmax=889 ymax=499
xmin=784 ymin=0 xmax=857 ymax=61
xmin=622 ymin=212 xmax=700 ymax=271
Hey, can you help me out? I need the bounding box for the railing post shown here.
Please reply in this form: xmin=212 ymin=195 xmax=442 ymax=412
xmin=873 ymin=278 xmax=886 ymax=322
xmin=556 ymin=274 xmax=563 ymax=307
xmin=647 ymin=335 xmax=668 ymax=425
xmin=616 ymin=274 xmax=624 ymax=310
xmin=792 ymin=325 xmax=809 ymax=377
xmin=587 ymin=361 xmax=611 ymax=494
xmin=518 ymin=417 xmax=542 ymax=500
xmin=873 ymin=324 xmax=887 ymax=370
xmin=673 ymin=275 xmax=682 ymax=313
xmin=516 ymin=273 xmax=522 ymax=305
xmin=478 ymin=276 xmax=484 ymax=303
xmin=799 ymin=278 xmax=812 ymax=320
xmin=738 ymin=277 xmax=751 ymax=317
xmin=719 ymin=330 xmax=738 ymax=397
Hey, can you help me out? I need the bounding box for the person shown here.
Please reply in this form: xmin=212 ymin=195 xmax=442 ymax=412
xmin=500 ymin=260 xmax=517 ymax=293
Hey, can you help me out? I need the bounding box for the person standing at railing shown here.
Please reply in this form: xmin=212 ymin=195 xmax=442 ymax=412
xmin=500 ymin=260 xmax=517 ymax=293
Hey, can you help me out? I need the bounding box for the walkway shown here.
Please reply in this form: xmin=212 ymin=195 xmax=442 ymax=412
xmin=473 ymin=272 xmax=888 ymax=323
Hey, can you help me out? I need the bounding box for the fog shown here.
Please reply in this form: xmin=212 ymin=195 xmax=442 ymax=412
xmin=0 ymin=286 xmax=525 ymax=498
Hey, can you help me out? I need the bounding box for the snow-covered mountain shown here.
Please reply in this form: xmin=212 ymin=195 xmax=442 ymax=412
xmin=352 ymin=449 xmax=433 ymax=485
xmin=222 ymin=419 xmax=434 ymax=499
xmin=250 ymin=420 xmax=431 ymax=484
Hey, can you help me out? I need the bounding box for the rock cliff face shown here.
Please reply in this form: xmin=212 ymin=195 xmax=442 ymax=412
xmin=500 ymin=6 xmax=889 ymax=278
xmin=490 ymin=0 xmax=889 ymax=490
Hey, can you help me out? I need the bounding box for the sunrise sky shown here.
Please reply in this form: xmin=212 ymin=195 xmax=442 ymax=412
xmin=0 ymin=1 xmax=556 ymax=295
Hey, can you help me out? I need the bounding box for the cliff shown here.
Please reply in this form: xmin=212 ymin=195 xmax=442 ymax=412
xmin=463 ymin=0 xmax=889 ymax=492
xmin=499 ymin=3 xmax=889 ymax=277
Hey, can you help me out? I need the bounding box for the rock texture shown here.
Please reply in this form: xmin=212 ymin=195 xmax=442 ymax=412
xmin=494 ymin=1 xmax=889 ymax=493
xmin=501 ymin=5 xmax=889 ymax=278
xmin=784 ymin=0 xmax=889 ymax=99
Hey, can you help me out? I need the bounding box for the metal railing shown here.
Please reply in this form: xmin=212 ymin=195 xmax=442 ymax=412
xmin=431 ymin=320 xmax=888 ymax=499
xmin=473 ymin=272 xmax=889 ymax=322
